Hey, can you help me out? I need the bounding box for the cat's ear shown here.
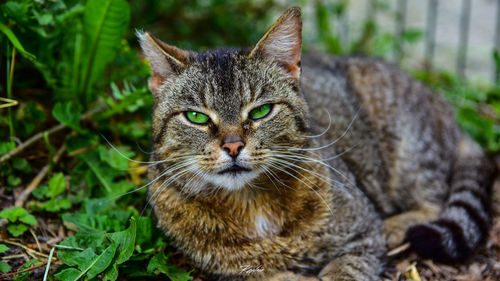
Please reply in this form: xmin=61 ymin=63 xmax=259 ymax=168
xmin=249 ymin=7 xmax=302 ymax=79
xmin=137 ymin=31 xmax=190 ymax=94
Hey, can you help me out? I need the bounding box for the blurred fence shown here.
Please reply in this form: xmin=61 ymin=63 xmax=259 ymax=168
xmin=318 ymin=0 xmax=500 ymax=84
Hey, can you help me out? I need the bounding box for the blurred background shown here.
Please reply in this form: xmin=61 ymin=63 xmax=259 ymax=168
xmin=130 ymin=0 xmax=500 ymax=83
xmin=0 ymin=1 xmax=499 ymax=280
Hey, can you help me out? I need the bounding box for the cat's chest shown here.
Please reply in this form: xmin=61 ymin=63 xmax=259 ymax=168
xmin=245 ymin=212 xmax=281 ymax=239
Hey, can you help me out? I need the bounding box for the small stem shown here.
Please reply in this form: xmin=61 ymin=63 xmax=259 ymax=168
xmin=42 ymin=248 xmax=55 ymax=281
xmin=0 ymin=261 xmax=48 ymax=278
xmin=6 ymin=46 xmax=16 ymax=140
xmin=0 ymin=103 xmax=106 ymax=164
xmin=0 ymin=239 xmax=53 ymax=259
xmin=15 ymin=142 xmax=67 ymax=207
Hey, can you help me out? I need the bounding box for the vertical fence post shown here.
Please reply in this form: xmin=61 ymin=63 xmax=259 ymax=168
xmin=425 ymin=0 xmax=438 ymax=71
xmin=394 ymin=0 xmax=407 ymax=63
xmin=493 ymin=0 xmax=500 ymax=84
xmin=337 ymin=0 xmax=349 ymax=50
xmin=456 ymin=0 xmax=471 ymax=79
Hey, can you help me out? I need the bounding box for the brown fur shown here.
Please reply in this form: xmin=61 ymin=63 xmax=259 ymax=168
xmin=139 ymin=7 xmax=496 ymax=280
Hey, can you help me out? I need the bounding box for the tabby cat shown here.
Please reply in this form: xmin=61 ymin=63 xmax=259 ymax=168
xmin=138 ymin=7 xmax=496 ymax=281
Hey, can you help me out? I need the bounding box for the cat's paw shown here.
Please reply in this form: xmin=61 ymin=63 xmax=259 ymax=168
xmin=384 ymin=219 xmax=407 ymax=248
xmin=267 ymin=272 xmax=320 ymax=281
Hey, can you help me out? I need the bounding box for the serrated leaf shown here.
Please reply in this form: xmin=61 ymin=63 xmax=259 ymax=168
xmin=7 ymin=224 xmax=28 ymax=237
xmin=0 ymin=207 xmax=24 ymax=222
xmin=147 ymin=252 xmax=193 ymax=281
xmin=80 ymin=0 xmax=130 ymax=95
xmin=165 ymin=267 xmax=194 ymax=281
xmin=0 ymin=207 xmax=36 ymax=225
xmin=110 ymin=217 xmax=136 ymax=264
xmin=52 ymin=102 xmax=82 ymax=132
xmin=19 ymin=213 xmax=37 ymax=226
xmin=49 ymin=172 xmax=66 ymax=199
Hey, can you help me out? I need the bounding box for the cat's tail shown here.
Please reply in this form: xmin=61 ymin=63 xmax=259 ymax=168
xmin=406 ymin=136 xmax=497 ymax=262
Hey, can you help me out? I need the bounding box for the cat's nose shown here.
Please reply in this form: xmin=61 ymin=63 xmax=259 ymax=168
xmin=221 ymin=137 xmax=245 ymax=159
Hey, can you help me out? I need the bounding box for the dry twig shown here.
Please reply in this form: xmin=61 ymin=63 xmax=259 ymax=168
xmin=15 ymin=143 xmax=66 ymax=207
xmin=0 ymin=261 xmax=47 ymax=279
xmin=0 ymin=103 xmax=106 ymax=164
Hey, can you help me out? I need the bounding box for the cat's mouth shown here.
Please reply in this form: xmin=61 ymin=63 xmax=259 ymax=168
xmin=217 ymin=164 xmax=252 ymax=175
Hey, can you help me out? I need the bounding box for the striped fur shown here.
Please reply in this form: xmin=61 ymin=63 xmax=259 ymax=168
xmin=139 ymin=7 xmax=496 ymax=280
xmin=407 ymin=137 xmax=496 ymax=262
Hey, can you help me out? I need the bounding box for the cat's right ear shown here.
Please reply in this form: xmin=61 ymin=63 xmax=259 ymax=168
xmin=137 ymin=31 xmax=190 ymax=94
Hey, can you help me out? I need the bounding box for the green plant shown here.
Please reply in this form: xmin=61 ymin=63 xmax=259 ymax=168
xmin=0 ymin=1 xmax=498 ymax=280
xmin=0 ymin=207 xmax=37 ymax=237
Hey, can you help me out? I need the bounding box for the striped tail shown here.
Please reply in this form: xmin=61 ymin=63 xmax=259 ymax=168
xmin=406 ymin=137 xmax=497 ymax=262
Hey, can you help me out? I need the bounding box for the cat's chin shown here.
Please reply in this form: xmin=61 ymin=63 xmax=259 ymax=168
xmin=205 ymin=170 xmax=260 ymax=191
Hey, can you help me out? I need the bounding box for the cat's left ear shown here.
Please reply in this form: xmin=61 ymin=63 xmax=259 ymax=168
xmin=137 ymin=31 xmax=190 ymax=94
xmin=249 ymin=7 xmax=302 ymax=79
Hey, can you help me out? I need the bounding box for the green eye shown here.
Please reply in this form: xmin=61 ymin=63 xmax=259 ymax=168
xmin=249 ymin=104 xmax=273 ymax=120
xmin=185 ymin=111 xmax=210 ymax=124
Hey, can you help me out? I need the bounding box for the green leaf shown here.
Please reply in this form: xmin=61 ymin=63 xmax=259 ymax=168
xmin=31 ymin=198 xmax=72 ymax=213
xmin=7 ymin=175 xmax=21 ymax=186
xmin=19 ymin=213 xmax=37 ymax=226
xmin=11 ymin=158 xmax=31 ymax=173
xmin=80 ymin=0 xmax=130 ymax=96
xmin=0 ymin=207 xmax=24 ymax=222
xmin=148 ymin=252 xmax=193 ymax=281
xmin=32 ymin=185 xmax=49 ymax=200
xmin=0 ymin=141 xmax=15 ymax=155
xmin=0 ymin=207 xmax=36 ymax=225
xmin=52 ymin=102 xmax=82 ymax=132
xmin=0 ymin=22 xmax=35 ymax=60
xmin=14 ymin=260 xmax=42 ymax=281
xmin=147 ymin=252 xmax=169 ymax=274
xmin=102 ymin=262 xmax=118 ymax=281
xmin=7 ymin=223 xmax=28 ymax=237
xmin=110 ymin=217 xmax=136 ymax=264
xmin=62 ymin=212 xmax=121 ymax=233
xmin=86 ymin=241 xmax=118 ymax=279
xmin=0 ymin=244 xmax=9 ymax=253
xmin=0 ymin=262 xmax=11 ymax=273
xmin=57 ymin=233 xmax=106 ymax=264
xmin=136 ymin=217 xmax=153 ymax=246
xmin=58 ymin=242 xmax=118 ymax=281
xmin=54 ymin=268 xmax=81 ymax=281
xmin=99 ymin=145 xmax=134 ymax=170
xmin=79 ymin=150 xmax=120 ymax=193
xmin=49 ymin=172 xmax=66 ymax=199
xmin=65 ymin=248 xmax=98 ymax=270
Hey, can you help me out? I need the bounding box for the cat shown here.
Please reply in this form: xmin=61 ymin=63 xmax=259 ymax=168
xmin=138 ymin=7 xmax=496 ymax=281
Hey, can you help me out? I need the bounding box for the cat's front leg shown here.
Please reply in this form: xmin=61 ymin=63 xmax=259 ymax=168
xmin=318 ymin=254 xmax=382 ymax=281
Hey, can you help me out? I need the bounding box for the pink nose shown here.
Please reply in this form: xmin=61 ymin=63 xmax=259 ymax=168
xmin=222 ymin=141 xmax=245 ymax=158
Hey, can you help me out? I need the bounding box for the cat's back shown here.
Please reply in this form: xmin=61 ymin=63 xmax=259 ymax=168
xmin=301 ymin=54 xmax=460 ymax=215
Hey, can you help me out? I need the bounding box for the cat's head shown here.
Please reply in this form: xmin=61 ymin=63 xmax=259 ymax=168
xmin=139 ymin=7 xmax=311 ymax=192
